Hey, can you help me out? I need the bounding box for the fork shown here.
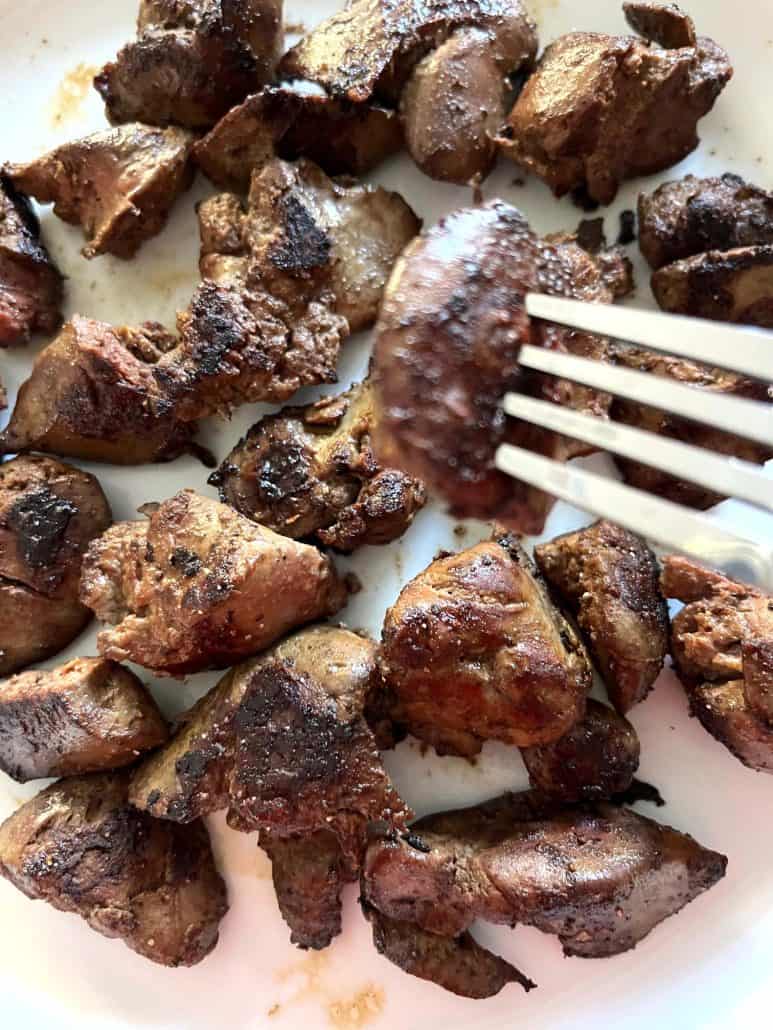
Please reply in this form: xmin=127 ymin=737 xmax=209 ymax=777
xmin=494 ymin=296 xmax=773 ymax=589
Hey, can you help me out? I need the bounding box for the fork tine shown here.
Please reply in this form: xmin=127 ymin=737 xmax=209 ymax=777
xmin=518 ymin=344 xmax=773 ymax=448
xmin=494 ymin=443 xmax=773 ymax=590
xmin=525 ymin=294 xmax=773 ymax=381
xmin=503 ymin=393 xmax=773 ymax=512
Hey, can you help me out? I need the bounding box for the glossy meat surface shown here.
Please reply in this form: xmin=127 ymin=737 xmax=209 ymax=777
xmin=638 ymin=173 xmax=773 ymax=270
xmin=363 ymin=904 xmax=535 ymax=999
xmin=0 ymin=771 xmax=228 ymax=966
xmin=521 ymin=698 xmax=640 ymax=801
xmin=0 ymin=317 xmax=203 ymax=465
xmin=168 ymin=157 xmax=419 ymax=417
xmin=662 ymin=556 xmax=773 ymax=772
xmin=7 ymin=124 xmax=195 ymax=259
xmin=0 ymin=456 xmax=111 ymax=676
xmin=372 ymin=201 xmax=614 ymax=533
xmin=0 ymin=657 xmax=167 ymax=782
xmin=378 ymin=533 xmax=592 ymax=756
xmin=194 ymin=83 xmax=403 ymax=192
xmin=535 ymin=520 xmax=668 ymax=712
xmin=95 ymin=0 xmax=282 ymax=128
xmin=652 ymin=244 xmax=773 ymax=326
xmin=280 ymin=0 xmax=537 ymax=184
xmin=500 ymin=10 xmax=732 ymax=205
xmin=80 ymin=491 xmax=347 ymax=675
xmin=610 ymin=346 xmax=772 ymax=508
xmin=0 ymin=174 xmax=62 ymax=346
xmin=211 ymin=379 xmax=426 ymax=551
xmin=362 ymin=791 xmax=727 ymax=958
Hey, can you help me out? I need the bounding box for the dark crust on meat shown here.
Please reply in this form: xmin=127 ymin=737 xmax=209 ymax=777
xmin=161 ymin=158 xmax=419 ymax=420
xmin=623 ymin=2 xmax=696 ymax=48
xmin=95 ymin=0 xmax=282 ymax=129
xmin=80 ymin=492 xmax=347 ymax=676
xmin=0 ymin=657 xmax=168 ymax=782
xmin=261 ymin=830 xmax=356 ymax=950
xmin=363 ymin=903 xmax=536 ymax=999
xmin=0 ymin=317 xmax=204 ymax=465
xmin=0 ymin=173 xmax=63 ymax=346
xmin=521 ymin=698 xmax=640 ymax=801
xmin=6 ymin=125 xmax=195 ymax=260
xmin=129 ymin=626 xmax=409 ymax=857
xmin=361 ymin=790 xmax=727 ymax=958
xmin=661 ymin=556 xmax=773 ymax=772
xmin=610 ymin=347 xmax=772 ymax=508
xmin=377 ymin=533 xmax=592 ymax=756
xmin=0 ymin=771 xmax=228 ymax=966
xmin=499 ymin=20 xmax=732 ymax=205
xmin=638 ymin=173 xmax=773 ymax=270
xmin=194 ymin=85 xmax=404 ymax=192
xmin=535 ymin=520 xmax=669 ymax=712
xmin=0 ymin=456 xmax=112 ymax=676
xmin=651 ymin=244 xmax=773 ymax=326
xmin=210 ymin=379 xmax=426 ymax=552
xmin=372 ymin=200 xmax=614 ymax=533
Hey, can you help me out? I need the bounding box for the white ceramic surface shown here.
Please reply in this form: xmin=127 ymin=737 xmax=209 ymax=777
xmin=0 ymin=1 xmax=771 ymax=1027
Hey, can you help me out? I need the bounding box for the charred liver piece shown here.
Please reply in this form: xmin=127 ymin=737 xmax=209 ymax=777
xmin=362 ymin=791 xmax=727 ymax=964
xmin=499 ymin=5 xmax=732 ymax=205
xmin=0 ymin=770 xmax=228 ymax=966
xmin=363 ymin=904 xmax=535 ymax=999
xmin=652 ymin=245 xmax=773 ymax=326
xmin=80 ymin=492 xmax=347 ymax=676
xmin=610 ymin=346 xmax=772 ymax=509
xmin=638 ymin=173 xmax=773 ymax=270
xmin=372 ymin=200 xmax=615 ymax=534
xmin=261 ymin=830 xmax=356 ymax=950
xmin=662 ymin=556 xmax=773 ymax=772
xmin=0 ymin=657 xmax=167 ymax=782
xmin=0 ymin=174 xmax=62 ymax=346
xmin=0 ymin=317 xmax=205 ymax=465
xmin=280 ymin=0 xmax=537 ymax=184
xmin=0 ymin=456 xmax=111 ymax=677
xmin=166 ymin=157 xmax=419 ymax=418
xmin=211 ymin=379 xmax=426 ymax=552
xmin=194 ymin=83 xmax=404 ymax=192
xmin=378 ymin=532 xmax=592 ymax=757
xmin=521 ymin=698 xmax=640 ymax=801
xmin=7 ymin=124 xmax=195 ymax=259
xmin=130 ymin=625 xmax=409 ymax=946
xmin=535 ymin=520 xmax=668 ymax=713
xmin=95 ymin=0 xmax=283 ymax=129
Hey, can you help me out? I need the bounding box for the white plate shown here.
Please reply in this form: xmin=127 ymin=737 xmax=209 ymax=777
xmin=1 ymin=1 xmax=772 ymax=1028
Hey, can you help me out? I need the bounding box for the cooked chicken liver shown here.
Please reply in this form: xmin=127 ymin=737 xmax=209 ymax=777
xmin=95 ymin=0 xmax=282 ymax=129
xmin=7 ymin=124 xmax=195 ymax=259
xmin=0 ymin=317 xmax=204 ymax=465
xmin=279 ymin=0 xmax=537 ymax=183
xmin=500 ymin=5 xmax=732 ymax=205
xmin=0 ymin=456 xmax=111 ymax=676
xmin=0 ymin=173 xmax=62 ymax=346
xmin=0 ymin=657 xmax=167 ymax=782
xmin=0 ymin=770 xmax=228 ymax=966
xmin=662 ymin=555 xmax=773 ymax=772
xmin=362 ymin=790 xmax=727 ymax=961
xmin=638 ymin=173 xmax=773 ymax=270
xmin=378 ymin=532 xmax=592 ymax=757
xmin=211 ymin=379 xmax=426 ymax=551
xmin=372 ymin=200 xmax=615 ymax=533
xmin=535 ymin=520 xmax=668 ymax=712
xmin=80 ymin=492 xmax=347 ymax=675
